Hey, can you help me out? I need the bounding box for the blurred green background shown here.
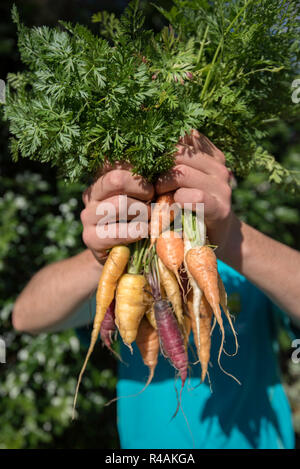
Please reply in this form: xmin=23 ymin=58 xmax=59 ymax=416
xmin=0 ymin=0 xmax=299 ymax=449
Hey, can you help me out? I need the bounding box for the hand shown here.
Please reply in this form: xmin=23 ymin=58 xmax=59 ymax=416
xmin=81 ymin=163 xmax=154 ymax=263
xmin=155 ymin=130 xmax=234 ymax=254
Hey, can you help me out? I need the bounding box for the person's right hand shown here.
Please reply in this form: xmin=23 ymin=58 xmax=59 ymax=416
xmin=80 ymin=164 xmax=154 ymax=263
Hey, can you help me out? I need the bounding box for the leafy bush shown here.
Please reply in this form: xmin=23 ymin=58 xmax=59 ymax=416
xmin=0 ymin=167 xmax=119 ymax=449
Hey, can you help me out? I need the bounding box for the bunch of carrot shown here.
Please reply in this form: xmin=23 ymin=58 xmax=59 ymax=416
xmin=72 ymin=192 xmax=239 ymax=418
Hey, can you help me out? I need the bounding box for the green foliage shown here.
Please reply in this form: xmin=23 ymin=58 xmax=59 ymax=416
xmin=0 ymin=168 xmax=119 ymax=449
xmin=2 ymin=0 xmax=300 ymax=186
xmin=232 ymin=121 xmax=300 ymax=247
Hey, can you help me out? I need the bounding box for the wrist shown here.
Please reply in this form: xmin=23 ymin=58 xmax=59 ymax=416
xmin=215 ymin=211 xmax=244 ymax=270
xmin=83 ymin=248 xmax=106 ymax=271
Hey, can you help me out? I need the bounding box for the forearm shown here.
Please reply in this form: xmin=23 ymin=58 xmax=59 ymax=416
xmin=218 ymin=212 xmax=300 ymax=322
xmin=12 ymin=249 xmax=103 ymax=334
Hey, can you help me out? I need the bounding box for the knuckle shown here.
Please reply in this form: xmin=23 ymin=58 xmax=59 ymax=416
xmin=194 ymin=188 xmax=204 ymax=201
xmin=174 ymin=164 xmax=188 ymax=180
xmin=82 ymin=186 xmax=93 ymax=205
xmin=218 ymin=164 xmax=230 ymax=181
xmin=217 ymin=151 xmax=226 ymax=165
xmin=106 ymin=170 xmax=126 ymax=193
xmin=220 ymin=201 xmax=231 ymax=220
xmin=82 ymin=190 xmax=88 ymax=206
xmin=223 ymin=183 xmax=232 ymax=200
xmin=82 ymin=227 xmax=92 ymax=248
xmin=80 ymin=208 xmax=88 ymax=225
xmin=174 ymin=187 xmax=185 ymax=198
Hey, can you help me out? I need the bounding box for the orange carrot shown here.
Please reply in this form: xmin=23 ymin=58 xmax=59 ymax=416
xmin=105 ymin=316 xmax=159 ymax=408
xmin=198 ymin=295 xmax=213 ymax=382
xmin=185 ymin=245 xmax=240 ymax=384
xmin=156 ymin=230 xmax=184 ymax=286
xmin=150 ymin=192 xmax=179 ymax=247
xmin=185 ymin=246 xmax=220 ymax=310
xmin=136 ymin=317 xmax=160 ymax=389
xmin=218 ymin=274 xmax=239 ymax=357
xmin=72 ymin=244 xmax=130 ymax=418
xmin=186 ymin=290 xmax=200 ymax=361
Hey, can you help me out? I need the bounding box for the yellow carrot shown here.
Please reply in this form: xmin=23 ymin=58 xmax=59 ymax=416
xmin=115 ymin=273 xmax=151 ymax=350
xmin=146 ymin=303 xmax=157 ymax=330
xmin=72 ymin=245 xmax=130 ymax=418
xmin=158 ymin=258 xmax=184 ymax=327
xmin=183 ymin=313 xmax=191 ymax=350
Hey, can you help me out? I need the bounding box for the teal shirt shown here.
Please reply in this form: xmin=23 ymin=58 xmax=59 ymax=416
xmin=76 ymin=261 xmax=295 ymax=449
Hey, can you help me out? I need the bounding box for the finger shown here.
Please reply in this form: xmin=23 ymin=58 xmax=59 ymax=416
xmin=174 ymin=144 xmax=230 ymax=181
xmin=173 ymin=188 xmax=220 ymax=221
xmin=93 ymin=160 xmax=134 ymax=179
xmin=82 ymin=221 xmax=149 ymax=251
xmin=178 ymin=129 xmax=226 ymax=165
xmin=155 ymin=165 xmax=216 ymax=195
xmin=191 ymin=130 xmax=226 ymax=164
xmin=81 ymin=196 xmax=151 ymax=226
xmin=85 ymin=168 xmax=154 ymax=203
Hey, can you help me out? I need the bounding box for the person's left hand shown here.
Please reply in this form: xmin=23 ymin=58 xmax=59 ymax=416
xmin=155 ymin=129 xmax=234 ymax=254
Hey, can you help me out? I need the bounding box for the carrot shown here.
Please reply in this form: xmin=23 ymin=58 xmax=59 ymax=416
xmin=185 ymin=245 xmax=240 ymax=384
xmin=115 ymin=273 xmax=151 ymax=351
xmin=185 ymin=245 xmax=222 ymax=341
xmin=218 ymin=274 xmax=239 ymax=357
xmin=187 ymin=288 xmax=213 ymax=381
xmin=99 ymin=299 xmax=124 ymax=362
xmin=186 ymin=289 xmax=200 ymax=359
xmin=100 ymin=299 xmax=116 ymax=349
xmin=156 ymin=230 xmax=184 ymax=287
xmin=72 ymin=244 xmax=130 ymax=418
xmin=145 ymin=282 xmax=168 ymax=330
xmin=136 ymin=317 xmax=160 ymax=389
xmin=198 ymin=295 xmax=213 ymax=382
xmin=158 ymin=257 xmax=184 ymax=327
xmin=183 ymin=313 xmax=191 ymax=350
xmin=104 ymin=315 xmax=159 ymax=408
xmin=183 ymin=235 xmax=203 ymax=357
xmin=150 ymin=192 xmax=179 ymax=247
xmin=154 ymin=298 xmax=188 ymax=418
xmin=146 ymin=303 xmax=157 ymax=330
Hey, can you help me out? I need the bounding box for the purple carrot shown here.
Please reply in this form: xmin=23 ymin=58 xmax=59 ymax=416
xmin=99 ymin=299 xmax=124 ymax=363
xmin=100 ymin=299 xmax=116 ymax=349
xmin=154 ymin=299 xmax=188 ymax=417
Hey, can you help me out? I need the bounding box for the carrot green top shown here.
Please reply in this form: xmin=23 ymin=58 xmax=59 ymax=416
xmin=2 ymin=1 xmax=300 ymax=189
